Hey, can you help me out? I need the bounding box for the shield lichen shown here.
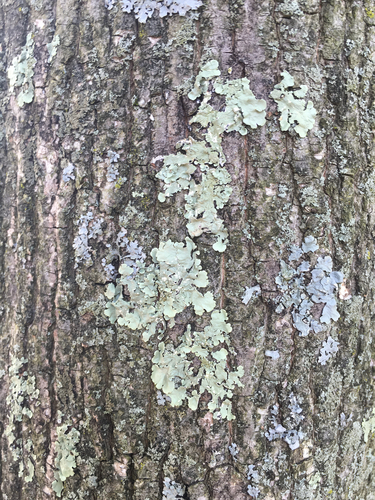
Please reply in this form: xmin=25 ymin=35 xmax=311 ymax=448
xmin=319 ymin=336 xmax=339 ymax=365
xmin=265 ymin=394 xmax=305 ymax=450
xmin=47 ymin=34 xmax=60 ymax=63
xmin=52 ymin=423 xmax=81 ymax=497
xmin=104 ymin=61 xmax=316 ymax=421
xmin=157 ymin=60 xmax=266 ymax=252
xmin=162 ymin=477 xmax=186 ymax=499
xmin=270 ymin=71 xmax=317 ymax=137
xmin=104 ymin=237 xmax=215 ymax=341
xmin=7 ymin=33 xmax=37 ymax=107
xmin=106 ymin=0 xmax=203 ymax=23
xmin=5 ymin=356 xmax=39 ymax=482
xmin=274 ymin=236 xmax=344 ymax=337
xmin=151 ymin=310 xmax=244 ymax=419
xmin=362 ymin=409 xmax=375 ymax=443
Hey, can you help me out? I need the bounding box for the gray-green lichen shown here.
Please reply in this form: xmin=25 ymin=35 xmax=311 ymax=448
xmin=270 ymin=71 xmax=316 ymax=137
xmin=162 ymin=477 xmax=186 ymax=499
xmin=157 ymin=60 xmax=266 ymax=252
xmin=7 ymin=33 xmax=37 ymax=107
xmin=151 ymin=310 xmax=244 ymax=419
xmin=47 ymin=34 xmax=60 ymax=63
xmin=188 ymin=60 xmax=221 ymax=100
xmin=5 ymin=355 xmax=39 ymax=482
xmin=362 ymin=409 xmax=375 ymax=443
xmin=73 ymin=212 xmax=104 ymax=267
xmin=104 ymin=61 xmax=317 ymax=422
xmin=104 ymin=237 xmax=215 ymax=341
xmin=52 ymin=423 xmax=81 ymax=497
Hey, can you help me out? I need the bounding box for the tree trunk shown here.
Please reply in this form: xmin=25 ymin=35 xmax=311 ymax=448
xmin=1 ymin=0 xmax=375 ymax=498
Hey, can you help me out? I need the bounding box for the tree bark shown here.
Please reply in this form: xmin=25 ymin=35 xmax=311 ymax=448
xmin=1 ymin=0 xmax=375 ymax=499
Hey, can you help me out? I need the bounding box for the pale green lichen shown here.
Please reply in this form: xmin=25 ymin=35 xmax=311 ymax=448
xmin=105 ymin=62 xmax=316 ymax=421
xmin=362 ymin=409 xmax=375 ymax=443
xmin=188 ymin=59 xmax=221 ymax=100
xmin=5 ymin=355 xmax=39 ymax=481
xmin=213 ymin=77 xmax=267 ymax=131
xmin=47 ymin=34 xmax=60 ymax=63
xmin=308 ymin=472 xmax=321 ymax=489
xmin=104 ymin=237 xmax=215 ymax=341
xmin=52 ymin=423 xmax=81 ymax=497
xmin=270 ymin=71 xmax=316 ymax=137
xmin=157 ymin=60 xmax=266 ymax=252
xmin=7 ymin=33 xmax=37 ymax=107
xmin=151 ymin=310 xmax=244 ymax=419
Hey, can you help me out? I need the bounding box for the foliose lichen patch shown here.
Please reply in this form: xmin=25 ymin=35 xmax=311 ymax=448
xmin=157 ymin=60 xmax=266 ymax=252
xmin=52 ymin=423 xmax=81 ymax=497
xmin=362 ymin=409 xmax=375 ymax=443
xmin=265 ymin=392 xmax=305 ymax=450
xmin=247 ymin=465 xmax=261 ymax=498
xmin=274 ymin=236 xmax=344 ymax=337
xmin=270 ymin=71 xmax=317 ymax=137
xmin=105 ymin=0 xmax=202 ymax=22
xmin=151 ymin=310 xmax=244 ymax=419
xmin=162 ymin=477 xmax=185 ymax=499
xmin=104 ymin=60 xmax=317 ymax=421
xmin=104 ymin=238 xmax=216 ymax=341
xmin=7 ymin=33 xmax=37 ymax=107
xmin=5 ymin=355 xmax=39 ymax=482
xmin=319 ymin=336 xmax=339 ymax=365
xmin=46 ymin=34 xmax=60 ymax=63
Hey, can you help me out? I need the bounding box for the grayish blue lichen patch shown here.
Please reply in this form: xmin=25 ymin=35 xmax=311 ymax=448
xmin=265 ymin=349 xmax=280 ymax=360
xmin=302 ymin=235 xmax=319 ymax=253
xmin=270 ymin=71 xmax=316 ymax=137
xmin=7 ymin=33 xmax=37 ymax=107
xmin=105 ymin=149 xmax=127 ymax=186
xmin=102 ymin=227 xmax=145 ymax=280
xmin=340 ymin=412 xmax=353 ymax=429
xmin=274 ymin=236 xmax=344 ymax=337
xmin=265 ymin=393 xmax=304 ymax=450
xmin=52 ymin=423 xmax=81 ymax=497
xmin=105 ymin=0 xmax=202 ymax=22
xmin=157 ymin=390 xmax=171 ymax=405
xmin=247 ymin=465 xmax=261 ymax=498
xmin=162 ymin=477 xmax=185 ymax=499
xmin=242 ymin=285 xmax=261 ymax=304
xmin=228 ymin=442 xmax=238 ymax=460
xmin=62 ymin=163 xmax=75 ymax=183
xmin=319 ymin=336 xmax=339 ymax=365
xmin=105 ymin=0 xmax=116 ymax=8
xmin=73 ymin=212 xmax=104 ymax=267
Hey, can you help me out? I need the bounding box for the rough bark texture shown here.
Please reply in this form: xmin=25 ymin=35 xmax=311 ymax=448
xmin=1 ymin=0 xmax=375 ymax=499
